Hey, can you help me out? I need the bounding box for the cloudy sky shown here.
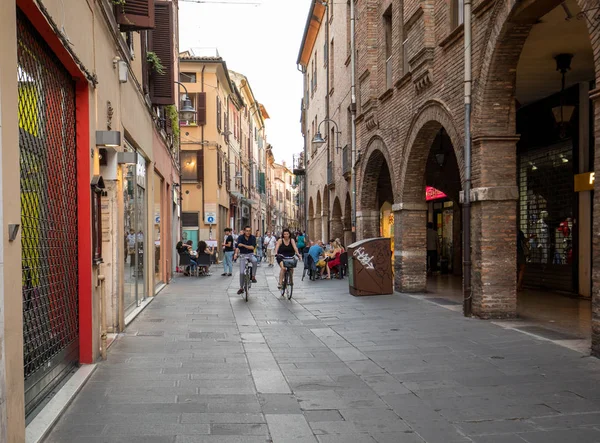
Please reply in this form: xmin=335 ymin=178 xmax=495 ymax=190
xmin=178 ymin=0 xmax=311 ymax=166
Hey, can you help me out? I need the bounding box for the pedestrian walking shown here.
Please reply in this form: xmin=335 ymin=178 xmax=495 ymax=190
xmin=255 ymin=230 xmax=264 ymax=266
xmin=221 ymin=227 xmax=234 ymax=276
xmin=427 ymin=222 xmax=439 ymax=274
xmin=264 ymin=231 xmax=277 ymax=267
xmin=297 ymin=231 xmax=306 ymax=253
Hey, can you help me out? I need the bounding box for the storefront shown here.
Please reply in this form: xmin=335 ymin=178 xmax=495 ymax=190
xmin=426 ymin=186 xmax=455 ymax=274
xmin=153 ymin=172 xmax=164 ymax=289
xmin=123 ymin=144 xmax=148 ymax=317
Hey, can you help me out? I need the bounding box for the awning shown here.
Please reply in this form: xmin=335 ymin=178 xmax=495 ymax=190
xmin=230 ymin=191 xmax=244 ymax=200
xmin=243 ymin=199 xmax=258 ymax=206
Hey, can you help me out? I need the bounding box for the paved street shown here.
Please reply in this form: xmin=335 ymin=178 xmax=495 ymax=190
xmin=44 ymin=263 xmax=600 ymax=443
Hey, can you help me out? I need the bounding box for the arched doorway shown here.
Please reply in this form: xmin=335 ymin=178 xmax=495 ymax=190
xmin=331 ymin=197 xmax=343 ymax=241
xmin=315 ymin=191 xmax=322 ymax=242
xmin=308 ymin=197 xmax=315 ymax=241
xmin=358 ymin=138 xmax=395 ymax=240
xmin=322 ymin=185 xmax=330 ymax=241
xmin=474 ymin=0 xmax=598 ymax=333
xmin=396 ymin=102 xmax=463 ymax=293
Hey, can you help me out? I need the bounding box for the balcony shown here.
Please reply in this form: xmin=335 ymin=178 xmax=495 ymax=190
xmin=342 ymin=146 xmax=351 ymax=180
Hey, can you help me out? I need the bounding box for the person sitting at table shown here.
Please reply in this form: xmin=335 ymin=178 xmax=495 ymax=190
xmin=177 ymin=240 xmax=197 ymax=276
xmin=197 ymin=240 xmax=214 ymax=276
xmin=326 ymin=239 xmax=344 ymax=279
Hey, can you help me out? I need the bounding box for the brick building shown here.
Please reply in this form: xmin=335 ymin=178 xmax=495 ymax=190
xmin=299 ymin=0 xmax=600 ymax=352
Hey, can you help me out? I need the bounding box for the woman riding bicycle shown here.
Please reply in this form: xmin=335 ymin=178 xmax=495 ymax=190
xmin=275 ymin=228 xmax=301 ymax=289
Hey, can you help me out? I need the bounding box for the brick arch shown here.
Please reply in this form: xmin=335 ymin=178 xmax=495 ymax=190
xmin=358 ymin=136 xmax=396 ymax=212
xmin=308 ymin=196 xmax=315 ymax=241
xmin=331 ymin=197 xmax=343 ymax=240
xmin=308 ymin=197 xmax=314 ymax=218
xmin=315 ymin=191 xmax=323 ymax=241
xmin=343 ymin=193 xmax=352 ymax=230
xmin=316 ymin=191 xmax=322 ymax=215
xmin=474 ymin=0 xmax=600 ymax=135
xmin=400 ymin=101 xmax=464 ymax=203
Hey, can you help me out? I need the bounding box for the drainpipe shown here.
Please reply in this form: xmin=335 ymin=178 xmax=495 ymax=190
xmin=325 ymin=0 xmax=331 ymax=242
xmin=350 ymin=0 xmax=357 ymax=243
xmin=463 ymin=0 xmax=473 ymax=316
xmin=98 ymin=266 xmax=107 ymax=360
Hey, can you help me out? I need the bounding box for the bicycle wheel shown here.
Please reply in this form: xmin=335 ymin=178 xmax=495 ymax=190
xmin=244 ymin=274 xmax=249 ymax=302
xmin=280 ymin=271 xmax=287 ymax=297
xmin=286 ymin=273 xmax=293 ymax=300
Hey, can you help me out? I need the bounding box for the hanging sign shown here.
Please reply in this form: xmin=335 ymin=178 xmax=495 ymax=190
xmin=426 ymin=186 xmax=447 ymax=201
xmin=574 ymin=172 xmax=595 ymax=192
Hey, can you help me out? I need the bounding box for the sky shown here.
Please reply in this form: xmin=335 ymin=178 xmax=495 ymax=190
xmin=178 ymin=0 xmax=311 ymax=167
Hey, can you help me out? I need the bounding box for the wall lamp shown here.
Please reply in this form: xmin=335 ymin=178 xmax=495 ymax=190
xmin=312 ymin=118 xmax=341 ymax=152
xmin=117 ymin=151 xmax=137 ymax=165
xmin=175 ymin=81 xmax=197 ymax=122
xmin=96 ymin=130 xmax=121 ymax=148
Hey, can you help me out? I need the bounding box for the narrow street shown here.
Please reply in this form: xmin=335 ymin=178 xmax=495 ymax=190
xmin=45 ymin=264 xmax=600 ymax=443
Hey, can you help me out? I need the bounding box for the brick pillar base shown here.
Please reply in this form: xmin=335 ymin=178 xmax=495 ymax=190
xmin=343 ymin=229 xmax=353 ymax=248
xmin=356 ymin=210 xmax=379 ymax=240
xmin=314 ymin=216 xmax=322 ymax=241
xmin=470 ymin=189 xmax=518 ymax=318
xmin=393 ymin=203 xmax=427 ymax=293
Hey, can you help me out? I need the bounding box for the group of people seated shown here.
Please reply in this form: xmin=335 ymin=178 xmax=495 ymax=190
xmin=176 ymin=240 xmax=214 ymax=276
xmin=306 ymin=238 xmax=346 ymax=280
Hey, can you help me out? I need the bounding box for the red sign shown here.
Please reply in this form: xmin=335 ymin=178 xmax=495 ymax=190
xmin=426 ymin=186 xmax=447 ymax=201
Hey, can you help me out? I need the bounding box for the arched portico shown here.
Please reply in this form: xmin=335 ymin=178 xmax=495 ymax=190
xmin=315 ymin=191 xmax=322 ymax=242
xmin=472 ymin=0 xmax=600 ymax=325
xmin=308 ymin=197 xmax=315 ymax=242
xmin=357 ymin=137 xmax=396 ymax=240
xmin=331 ymin=197 xmax=343 ymax=241
xmin=394 ymin=102 xmax=463 ymax=293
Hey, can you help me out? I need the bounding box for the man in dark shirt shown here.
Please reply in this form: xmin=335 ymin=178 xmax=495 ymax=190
xmin=234 ymin=225 xmax=258 ymax=294
xmin=221 ymin=228 xmax=234 ymax=276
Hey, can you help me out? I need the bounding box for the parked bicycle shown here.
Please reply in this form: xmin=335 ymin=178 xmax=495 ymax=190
xmin=278 ymin=254 xmax=298 ymax=300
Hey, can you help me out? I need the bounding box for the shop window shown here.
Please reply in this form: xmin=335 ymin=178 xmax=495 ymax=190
xmin=518 ymin=141 xmax=574 ymax=291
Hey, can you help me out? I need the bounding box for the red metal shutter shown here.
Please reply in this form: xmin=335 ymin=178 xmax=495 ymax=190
xmin=197 ymin=92 xmax=207 ymax=126
xmin=149 ymin=1 xmax=175 ymax=105
xmin=116 ymin=0 xmax=155 ymax=31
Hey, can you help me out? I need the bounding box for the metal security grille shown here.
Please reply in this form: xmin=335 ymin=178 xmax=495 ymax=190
xmin=518 ymin=141 xmax=575 ymax=292
xmin=18 ymin=11 xmax=79 ymax=418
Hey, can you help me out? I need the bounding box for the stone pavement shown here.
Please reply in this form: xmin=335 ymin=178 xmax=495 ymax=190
xmin=44 ymin=263 xmax=600 ymax=443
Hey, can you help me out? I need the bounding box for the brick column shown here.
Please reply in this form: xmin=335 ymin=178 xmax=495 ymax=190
xmin=393 ymin=203 xmax=427 ymax=293
xmin=356 ymin=210 xmax=379 ymax=240
xmin=590 ymin=88 xmax=600 ymax=356
xmin=321 ymin=214 xmax=329 ymax=241
xmin=314 ymin=215 xmax=322 ymax=242
xmin=330 ymin=216 xmax=344 ymax=241
xmin=308 ymin=216 xmax=315 ymax=242
xmin=469 ymin=135 xmax=520 ymax=318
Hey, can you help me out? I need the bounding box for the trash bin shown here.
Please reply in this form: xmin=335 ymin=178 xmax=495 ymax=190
xmin=347 ymin=237 xmax=393 ymax=296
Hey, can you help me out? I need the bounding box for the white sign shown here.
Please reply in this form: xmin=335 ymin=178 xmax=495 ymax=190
xmin=205 ymin=212 xmax=216 ymax=225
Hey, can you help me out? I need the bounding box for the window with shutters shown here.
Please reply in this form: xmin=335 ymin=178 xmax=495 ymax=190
xmin=116 ymin=0 xmax=155 ymax=31
xmin=181 ymin=151 xmax=198 ymax=181
xmin=197 ymin=92 xmax=207 ymax=126
xmin=149 ymin=1 xmax=174 ymax=105
xmin=180 ymin=72 xmax=196 ymax=83
xmin=182 ymin=212 xmax=199 ymax=227
xmin=216 ymin=97 xmax=222 ymax=132
xmin=217 ymin=151 xmax=223 ymax=186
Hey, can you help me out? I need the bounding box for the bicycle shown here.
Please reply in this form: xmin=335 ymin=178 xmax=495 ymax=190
xmin=278 ymin=255 xmax=298 ymax=300
xmin=242 ymin=256 xmax=254 ymax=302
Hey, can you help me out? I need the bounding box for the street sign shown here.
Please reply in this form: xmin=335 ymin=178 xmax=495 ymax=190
xmin=205 ymin=212 xmax=216 ymax=224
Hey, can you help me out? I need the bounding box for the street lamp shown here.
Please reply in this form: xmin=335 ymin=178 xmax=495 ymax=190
xmin=174 ymin=81 xmax=197 ymax=123
xmin=312 ymin=118 xmax=341 ymax=152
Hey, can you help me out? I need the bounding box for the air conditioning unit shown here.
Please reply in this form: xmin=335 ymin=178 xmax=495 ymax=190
xmin=242 ymin=207 xmax=250 ymax=217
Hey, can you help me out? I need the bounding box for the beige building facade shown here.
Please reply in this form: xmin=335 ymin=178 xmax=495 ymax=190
xmin=1 ymin=0 xmax=180 ymax=439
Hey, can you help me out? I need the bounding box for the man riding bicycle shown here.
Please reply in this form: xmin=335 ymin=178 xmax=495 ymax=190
xmin=234 ymin=226 xmax=258 ymax=295
xmin=275 ymin=228 xmax=301 ymax=289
